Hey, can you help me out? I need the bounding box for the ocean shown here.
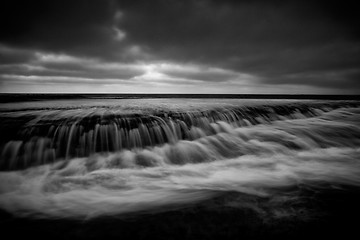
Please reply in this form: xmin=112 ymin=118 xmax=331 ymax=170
xmin=1 ymin=94 xmax=360 ymax=239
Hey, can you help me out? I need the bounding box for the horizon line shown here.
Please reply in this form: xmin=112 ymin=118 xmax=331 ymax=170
xmin=1 ymin=93 xmax=360 ymax=95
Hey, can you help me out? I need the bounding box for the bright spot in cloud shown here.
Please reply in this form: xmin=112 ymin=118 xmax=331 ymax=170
xmin=113 ymin=27 xmax=126 ymax=41
xmin=35 ymin=52 xmax=82 ymax=63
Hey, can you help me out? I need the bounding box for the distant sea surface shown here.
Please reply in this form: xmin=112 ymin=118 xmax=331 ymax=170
xmin=1 ymin=94 xmax=360 ymax=239
xmin=1 ymin=93 xmax=359 ymax=103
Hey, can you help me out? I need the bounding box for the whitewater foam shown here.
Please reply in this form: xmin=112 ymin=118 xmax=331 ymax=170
xmin=0 ymin=105 xmax=360 ymax=219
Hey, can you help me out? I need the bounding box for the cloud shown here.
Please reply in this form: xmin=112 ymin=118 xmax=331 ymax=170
xmin=0 ymin=52 xmax=146 ymax=81
xmin=0 ymin=0 xmax=359 ymax=93
xmin=0 ymin=45 xmax=36 ymax=64
xmin=1 ymin=74 xmax=115 ymax=85
xmin=113 ymin=0 xmax=360 ymax=92
xmin=266 ymin=69 xmax=360 ymax=89
xmin=0 ymin=0 xmax=133 ymax=61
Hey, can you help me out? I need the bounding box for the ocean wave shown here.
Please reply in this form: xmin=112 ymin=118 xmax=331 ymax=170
xmin=0 ymin=106 xmax=360 ymax=219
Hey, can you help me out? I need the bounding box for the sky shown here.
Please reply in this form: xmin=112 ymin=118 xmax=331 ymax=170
xmin=0 ymin=0 xmax=359 ymax=94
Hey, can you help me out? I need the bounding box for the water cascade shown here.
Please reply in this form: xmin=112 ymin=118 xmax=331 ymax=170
xmin=1 ymin=101 xmax=359 ymax=170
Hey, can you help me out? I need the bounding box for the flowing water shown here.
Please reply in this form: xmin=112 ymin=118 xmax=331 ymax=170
xmin=0 ymin=97 xmax=360 ymax=223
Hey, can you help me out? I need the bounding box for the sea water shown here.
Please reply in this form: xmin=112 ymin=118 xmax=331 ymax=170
xmin=0 ymin=97 xmax=360 ymax=222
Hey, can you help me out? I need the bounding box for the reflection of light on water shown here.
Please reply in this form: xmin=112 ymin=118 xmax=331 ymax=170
xmin=0 ymin=106 xmax=360 ymax=219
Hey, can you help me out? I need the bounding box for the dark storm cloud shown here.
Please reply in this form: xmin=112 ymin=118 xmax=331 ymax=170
xmin=0 ymin=0 xmax=117 ymax=54
xmin=266 ymin=69 xmax=360 ymax=89
xmin=0 ymin=52 xmax=146 ymax=87
xmin=0 ymin=45 xmax=36 ymax=64
xmin=114 ymin=0 xmax=360 ymax=88
xmin=0 ymin=75 xmax=130 ymax=86
xmin=0 ymin=62 xmax=144 ymax=80
xmin=0 ymin=0 xmax=359 ymax=93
